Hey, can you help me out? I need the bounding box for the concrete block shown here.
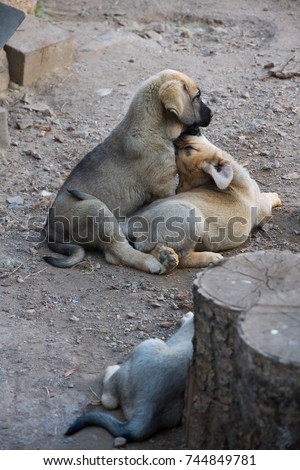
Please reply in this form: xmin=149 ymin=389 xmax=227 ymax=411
xmin=0 ymin=49 xmax=10 ymax=91
xmin=4 ymin=15 xmax=73 ymax=86
xmin=0 ymin=107 xmax=10 ymax=150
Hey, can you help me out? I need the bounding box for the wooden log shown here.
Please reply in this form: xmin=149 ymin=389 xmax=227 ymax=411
xmin=185 ymin=250 xmax=300 ymax=449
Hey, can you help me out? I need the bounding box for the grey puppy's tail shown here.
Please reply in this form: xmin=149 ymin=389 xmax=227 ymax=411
xmin=65 ymin=411 xmax=144 ymax=442
xmin=43 ymin=243 xmax=85 ymax=268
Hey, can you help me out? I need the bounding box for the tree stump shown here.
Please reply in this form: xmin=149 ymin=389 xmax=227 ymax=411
xmin=185 ymin=250 xmax=300 ymax=449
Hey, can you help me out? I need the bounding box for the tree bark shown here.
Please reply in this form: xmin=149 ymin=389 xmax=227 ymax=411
xmin=185 ymin=250 xmax=300 ymax=449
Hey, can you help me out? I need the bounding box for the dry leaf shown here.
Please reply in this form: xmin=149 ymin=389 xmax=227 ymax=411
xmin=64 ymin=365 xmax=80 ymax=377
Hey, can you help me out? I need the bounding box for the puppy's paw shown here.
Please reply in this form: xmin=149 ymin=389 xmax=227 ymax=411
xmin=266 ymin=192 xmax=282 ymax=208
xmin=151 ymin=244 xmax=179 ymax=274
xmin=181 ymin=311 xmax=194 ymax=325
xmin=206 ymin=252 xmax=224 ymax=266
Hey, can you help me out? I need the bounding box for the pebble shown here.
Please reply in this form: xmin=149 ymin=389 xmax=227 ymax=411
xmin=25 ymin=149 xmax=42 ymax=160
xmin=40 ymin=190 xmax=52 ymax=197
xmin=156 ymin=294 xmax=165 ymax=301
xmin=74 ymin=129 xmax=89 ymax=139
xmin=54 ymin=135 xmax=65 ymax=143
xmin=149 ymin=302 xmax=161 ymax=308
xmin=180 ymin=28 xmax=191 ymax=38
xmin=6 ymin=195 xmax=24 ymax=205
xmin=16 ymin=119 xmax=33 ymax=130
xmin=69 ymin=315 xmax=80 ymax=322
xmin=282 ymin=172 xmax=300 ymax=180
xmin=97 ymin=88 xmax=113 ymax=97
xmin=26 ymin=309 xmax=35 ymax=314
xmin=114 ymin=436 xmax=127 ymax=447
xmin=27 ymin=103 xmax=54 ymax=116
xmin=127 ymin=311 xmax=137 ymax=318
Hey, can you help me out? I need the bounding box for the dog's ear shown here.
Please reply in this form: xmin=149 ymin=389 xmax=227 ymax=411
xmin=201 ymin=161 xmax=233 ymax=190
xmin=159 ymin=81 xmax=192 ymax=124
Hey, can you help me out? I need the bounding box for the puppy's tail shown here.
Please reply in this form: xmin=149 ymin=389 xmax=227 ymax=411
xmin=44 ymin=242 xmax=85 ymax=268
xmin=65 ymin=411 xmax=146 ymax=442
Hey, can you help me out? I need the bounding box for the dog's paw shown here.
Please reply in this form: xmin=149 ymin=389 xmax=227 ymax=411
xmin=181 ymin=311 xmax=194 ymax=325
xmin=206 ymin=252 xmax=224 ymax=266
xmin=151 ymin=244 xmax=179 ymax=274
xmin=265 ymin=192 xmax=282 ymax=208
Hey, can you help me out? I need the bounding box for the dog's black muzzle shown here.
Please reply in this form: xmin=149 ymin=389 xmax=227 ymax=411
xmin=183 ymin=100 xmax=212 ymax=136
xmin=199 ymin=99 xmax=212 ymax=128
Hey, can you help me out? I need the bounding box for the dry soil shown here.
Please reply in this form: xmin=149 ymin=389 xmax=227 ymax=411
xmin=0 ymin=0 xmax=299 ymax=450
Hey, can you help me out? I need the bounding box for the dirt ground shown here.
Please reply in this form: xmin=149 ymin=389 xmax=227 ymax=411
xmin=0 ymin=0 xmax=299 ymax=450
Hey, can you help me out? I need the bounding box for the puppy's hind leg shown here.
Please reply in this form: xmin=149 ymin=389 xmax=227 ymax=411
xmin=101 ymin=365 xmax=120 ymax=410
xmin=67 ymin=190 xmax=167 ymax=274
xmin=179 ymin=251 xmax=223 ymax=268
xmin=262 ymin=192 xmax=282 ymax=208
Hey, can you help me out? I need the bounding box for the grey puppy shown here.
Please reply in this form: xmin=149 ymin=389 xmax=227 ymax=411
xmin=43 ymin=70 xmax=211 ymax=274
xmin=65 ymin=312 xmax=194 ymax=442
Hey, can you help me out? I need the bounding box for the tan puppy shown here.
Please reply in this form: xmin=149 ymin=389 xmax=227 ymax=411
xmin=42 ymin=70 xmax=211 ymax=273
xmin=127 ymin=135 xmax=282 ymax=269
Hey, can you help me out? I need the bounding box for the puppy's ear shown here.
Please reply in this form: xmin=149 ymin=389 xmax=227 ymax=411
xmin=202 ymin=161 xmax=233 ymax=190
xmin=159 ymin=81 xmax=186 ymax=120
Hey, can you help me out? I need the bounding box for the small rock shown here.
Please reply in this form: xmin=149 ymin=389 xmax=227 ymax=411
xmin=69 ymin=315 xmax=80 ymax=322
xmin=149 ymin=302 xmax=161 ymax=308
xmin=25 ymin=149 xmax=42 ymax=160
xmin=282 ymin=172 xmax=300 ymax=180
xmin=54 ymin=135 xmax=65 ymax=143
xmin=6 ymin=195 xmax=24 ymax=205
xmin=16 ymin=119 xmax=33 ymax=130
xmin=97 ymin=88 xmax=113 ymax=97
xmin=114 ymin=436 xmax=127 ymax=447
xmin=74 ymin=129 xmax=89 ymax=139
xmin=40 ymin=190 xmax=52 ymax=197
xmin=127 ymin=311 xmax=137 ymax=318
xmin=263 ymin=62 xmax=275 ymax=69
xmin=180 ymin=28 xmax=191 ymax=38
xmin=276 ymin=130 xmax=287 ymax=137
xmin=29 ymin=103 xmax=54 ymax=116
xmin=241 ymin=91 xmax=250 ymax=99
xmin=26 ymin=309 xmax=35 ymax=314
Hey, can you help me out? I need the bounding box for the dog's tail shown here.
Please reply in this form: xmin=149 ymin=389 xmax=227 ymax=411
xmin=65 ymin=411 xmax=147 ymax=442
xmin=44 ymin=242 xmax=85 ymax=268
